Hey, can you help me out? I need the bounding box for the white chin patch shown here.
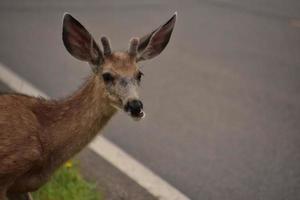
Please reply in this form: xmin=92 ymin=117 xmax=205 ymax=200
xmin=131 ymin=111 xmax=146 ymax=121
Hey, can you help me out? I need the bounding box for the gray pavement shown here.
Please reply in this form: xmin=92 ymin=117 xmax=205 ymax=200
xmin=0 ymin=81 xmax=11 ymax=93
xmin=1 ymin=0 xmax=300 ymax=199
xmin=77 ymin=149 xmax=157 ymax=200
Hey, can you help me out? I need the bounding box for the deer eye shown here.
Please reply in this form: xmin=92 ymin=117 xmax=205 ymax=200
xmin=136 ymin=71 xmax=144 ymax=82
xmin=102 ymin=73 xmax=115 ymax=83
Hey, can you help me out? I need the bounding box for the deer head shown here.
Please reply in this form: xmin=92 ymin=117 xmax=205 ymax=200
xmin=62 ymin=13 xmax=176 ymax=120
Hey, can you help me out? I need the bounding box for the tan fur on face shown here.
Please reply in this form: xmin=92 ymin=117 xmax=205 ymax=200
xmin=100 ymin=52 xmax=142 ymax=108
xmin=102 ymin=52 xmax=139 ymax=76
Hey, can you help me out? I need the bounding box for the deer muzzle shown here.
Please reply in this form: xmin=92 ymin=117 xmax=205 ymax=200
xmin=124 ymin=99 xmax=145 ymax=120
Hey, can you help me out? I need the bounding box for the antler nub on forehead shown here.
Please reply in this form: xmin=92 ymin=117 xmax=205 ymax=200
xmin=101 ymin=36 xmax=112 ymax=56
xmin=128 ymin=37 xmax=139 ymax=57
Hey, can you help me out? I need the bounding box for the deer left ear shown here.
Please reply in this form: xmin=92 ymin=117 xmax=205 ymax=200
xmin=136 ymin=12 xmax=177 ymax=62
xmin=62 ymin=13 xmax=104 ymax=67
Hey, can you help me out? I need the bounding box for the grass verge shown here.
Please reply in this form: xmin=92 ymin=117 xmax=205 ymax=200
xmin=32 ymin=161 xmax=103 ymax=200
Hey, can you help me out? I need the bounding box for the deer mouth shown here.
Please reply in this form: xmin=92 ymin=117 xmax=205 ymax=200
xmin=111 ymin=100 xmax=145 ymax=120
xmin=124 ymin=100 xmax=145 ymax=121
xmin=129 ymin=110 xmax=145 ymax=121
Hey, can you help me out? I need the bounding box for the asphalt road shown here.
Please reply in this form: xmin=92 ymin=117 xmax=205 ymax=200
xmin=1 ymin=0 xmax=300 ymax=199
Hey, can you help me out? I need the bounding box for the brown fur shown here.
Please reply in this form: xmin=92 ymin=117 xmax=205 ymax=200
xmin=0 ymin=74 xmax=116 ymax=198
xmin=104 ymin=52 xmax=139 ymax=75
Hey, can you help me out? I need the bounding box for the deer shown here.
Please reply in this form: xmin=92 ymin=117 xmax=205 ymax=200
xmin=0 ymin=12 xmax=176 ymax=200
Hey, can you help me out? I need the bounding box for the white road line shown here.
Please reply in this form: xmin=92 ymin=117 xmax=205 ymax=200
xmin=0 ymin=62 xmax=190 ymax=200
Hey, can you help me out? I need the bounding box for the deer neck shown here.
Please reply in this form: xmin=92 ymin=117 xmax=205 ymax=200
xmin=40 ymin=75 xmax=117 ymax=167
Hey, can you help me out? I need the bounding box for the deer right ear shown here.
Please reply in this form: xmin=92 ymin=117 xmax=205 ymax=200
xmin=136 ymin=12 xmax=177 ymax=62
xmin=62 ymin=13 xmax=104 ymax=67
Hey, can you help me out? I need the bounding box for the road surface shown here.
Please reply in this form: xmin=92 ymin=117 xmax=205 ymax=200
xmin=0 ymin=0 xmax=300 ymax=199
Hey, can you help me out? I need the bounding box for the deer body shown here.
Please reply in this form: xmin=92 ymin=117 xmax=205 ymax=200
xmin=2 ymin=76 xmax=115 ymax=194
xmin=0 ymin=13 xmax=176 ymax=199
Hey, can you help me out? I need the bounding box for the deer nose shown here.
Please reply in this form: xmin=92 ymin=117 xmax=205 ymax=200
xmin=124 ymin=99 xmax=143 ymax=116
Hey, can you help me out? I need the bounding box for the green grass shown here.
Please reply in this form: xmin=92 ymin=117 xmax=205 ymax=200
xmin=32 ymin=161 xmax=103 ymax=200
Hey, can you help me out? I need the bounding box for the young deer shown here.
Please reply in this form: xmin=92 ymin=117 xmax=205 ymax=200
xmin=0 ymin=13 xmax=176 ymax=200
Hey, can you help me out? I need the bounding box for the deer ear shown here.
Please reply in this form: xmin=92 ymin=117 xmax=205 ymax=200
xmin=137 ymin=12 xmax=177 ymax=62
xmin=62 ymin=13 xmax=104 ymax=66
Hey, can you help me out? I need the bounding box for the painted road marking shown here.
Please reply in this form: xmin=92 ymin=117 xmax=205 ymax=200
xmin=0 ymin=62 xmax=190 ymax=200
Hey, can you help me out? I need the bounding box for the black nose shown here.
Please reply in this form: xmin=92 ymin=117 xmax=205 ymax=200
xmin=124 ymin=100 xmax=143 ymax=116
